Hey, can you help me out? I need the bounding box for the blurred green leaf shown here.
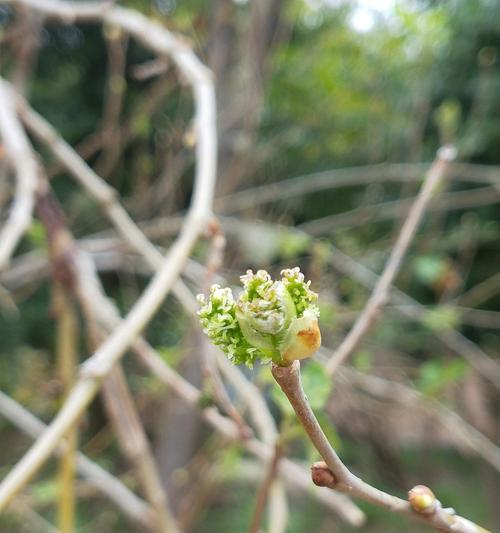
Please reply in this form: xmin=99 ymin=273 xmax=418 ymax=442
xmin=417 ymin=359 xmax=468 ymax=396
xmin=422 ymin=306 xmax=461 ymax=332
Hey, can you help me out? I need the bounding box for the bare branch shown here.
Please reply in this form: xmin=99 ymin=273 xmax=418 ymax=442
xmin=326 ymin=147 xmax=456 ymax=375
xmin=0 ymin=79 xmax=37 ymax=271
xmin=300 ymin=185 xmax=499 ymax=235
xmin=249 ymin=441 xmax=284 ymax=533
xmin=0 ymin=390 xmax=155 ymax=528
xmin=35 ymin=181 xmax=179 ymax=532
xmin=338 ymin=365 xmax=500 ymax=474
xmin=0 ymin=0 xmax=216 ymax=507
xmin=215 ymin=161 xmax=500 ymax=214
xmin=273 ymin=361 xmax=492 ymax=533
xmin=325 ymin=241 xmax=500 ymax=388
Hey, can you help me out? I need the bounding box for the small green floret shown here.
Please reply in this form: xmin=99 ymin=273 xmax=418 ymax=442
xmin=281 ymin=267 xmax=319 ymax=318
xmin=197 ymin=268 xmax=321 ymax=367
xmin=197 ymin=286 xmax=259 ymax=366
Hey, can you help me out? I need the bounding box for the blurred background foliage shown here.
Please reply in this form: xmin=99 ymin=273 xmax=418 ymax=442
xmin=0 ymin=0 xmax=499 ymax=531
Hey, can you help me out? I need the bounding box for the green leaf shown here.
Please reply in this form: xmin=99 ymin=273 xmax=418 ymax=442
xmin=422 ymin=306 xmax=461 ymax=332
xmin=413 ymin=256 xmax=448 ymax=286
xmin=301 ymin=360 xmax=332 ymax=410
xmin=417 ymin=359 xmax=468 ymax=396
xmin=26 ymin=220 xmax=47 ymax=249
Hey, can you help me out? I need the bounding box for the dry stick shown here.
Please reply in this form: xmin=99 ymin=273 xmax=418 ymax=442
xmin=457 ymin=271 xmax=500 ymax=308
xmin=0 ymin=0 xmax=217 ymax=508
xmin=0 ymin=390 xmax=155 ymax=528
xmin=0 ymin=79 xmax=37 ymax=270
xmin=325 ymin=242 xmax=500 ymax=389
xmin=326 ymin=146 xmax=457 ymax=375
xmin=16 ymin=95 xmax=197 ymax=315
xmin=215 ymin=161 xmax=500 ymax=214
xmin=34 ymin=178 xmax=177 ymax=532
xmin=95 ymin=23 xmax=128 ymax=178
xmin=53 ymin=285 xmax=78 ymax=533
xmin=47 ymin=74 xmax=172 ymax=180
xmin=36 ymin=181 xmax=178 ymax=532
xmin=272 ymin=361 xmax=492 ymax=533
xmin=300 ymin=185 xmax=498 ymax=235
xmin=100 ymin=363 xmax=180 ymax=533
xmin=216 ymin=353 xmax=289 ymax=533
xmin=71 ymin=253 xmax=364 ymax=526
xmin=8 ymin=497 xmax=58 ymax=533
xmin=249 ymin=441 xmax=284 ymax=533
xmin=336 ymin=365 xmax=500 ymax=473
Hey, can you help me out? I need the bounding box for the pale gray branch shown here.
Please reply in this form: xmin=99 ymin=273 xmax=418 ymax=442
xmin=0 ymin=79 xmax=37 ymax=271
xmin=0 ymin=0 xmax=216 ymax=508
xmin=326 ymin=146 xmax=456 ymax=375
xmin=0 ymin=390 xmax=155 ymax=528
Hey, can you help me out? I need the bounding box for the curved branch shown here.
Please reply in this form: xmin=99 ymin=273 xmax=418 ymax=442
xmin=273 ymin=361 xmax=492 ymax=533
xmin=0 ymin=0 xmax=216 ymax=509
xmin=0 ymin=79 xmax=37 ymax=271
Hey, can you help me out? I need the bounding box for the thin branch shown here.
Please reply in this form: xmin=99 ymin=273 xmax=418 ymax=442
xmin=99 ymin=363 xmax=180 ymax=532
xmin=35 ymin=181 xmax=179 ymax=532
xmin=16 ymin=95 xmax=198 ymax=315
xmin=0 ymin=79 xmax=37 ymax=271
xmin=0 ymin=0 xmax=217 ymax=507
xmin=8 ymin=497 xmax=58 ymax=533
xmin=457 ymin=271 xmax=500 ymax=308
xmin=94 ymin=24 xmax=128 ymax=178
xmin=337 ymin=365 xmax=500 ymax=474
xmin=249 ymin=441 xmax=284 ymax=533
xmin=326 ymin=146 xmax=456 ymax=375
xmin=300 ymin=185 xmax=498 ymax=235
xmin=215 ymin=161 xmax=500 ymax=214
xmin=325 ymin=241 xmax=500 ymax=389
xmin=273 ymin=361 xmax=492 ymax=533
xmin=53 ymin=285 xmax=79 ymax=533
xmin=0 ymin=390 xmax=155 ymax=528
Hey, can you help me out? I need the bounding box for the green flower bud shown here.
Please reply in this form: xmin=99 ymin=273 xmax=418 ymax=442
xmin=197 ymin=268 xmax=321 ymax=366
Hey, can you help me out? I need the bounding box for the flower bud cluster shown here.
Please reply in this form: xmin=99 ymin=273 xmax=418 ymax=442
xmin=197 ymin=268 xmax=321 ymax=366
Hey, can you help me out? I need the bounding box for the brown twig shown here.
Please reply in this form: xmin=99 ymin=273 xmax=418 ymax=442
xmin=100 ymin=364 xmax=180 ymax=532
xmin=249 ymin=440 xmax=285 ymax=533
xmin=36 ymin=177 xmax=179 ymax=532
xmin=272 ymin=360 xmax=492 ymax=533
xmin=0 ymin=0 xmax=217 ymax=507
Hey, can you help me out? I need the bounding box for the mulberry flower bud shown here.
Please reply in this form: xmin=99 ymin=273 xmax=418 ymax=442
xmin=197 ymin=268 xmax=321 ymax=366
xmin=408 ymin=485 xmax=437 ymax=514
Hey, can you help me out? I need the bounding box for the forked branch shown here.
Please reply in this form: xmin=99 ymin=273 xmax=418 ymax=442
xmin=272 ymin=361 xmax=492 ymax=533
